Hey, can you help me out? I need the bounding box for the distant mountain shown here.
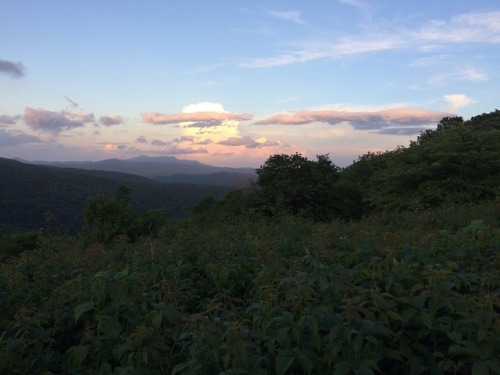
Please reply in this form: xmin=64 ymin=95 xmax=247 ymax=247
xmin=34 ymin=155 xmax=256 ymax=186
xmin=0 ymin=157 xmax=233 ymax=234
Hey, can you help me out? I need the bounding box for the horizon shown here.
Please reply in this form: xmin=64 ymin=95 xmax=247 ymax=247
xmin=1 ymin=1 xmax=499 ymax=168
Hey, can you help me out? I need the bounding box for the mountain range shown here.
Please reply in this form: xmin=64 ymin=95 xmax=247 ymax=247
xmin=29 ymin=155 xmax=256 ymax=186
xmin=1 ymin=156 xmax=239 ymax=234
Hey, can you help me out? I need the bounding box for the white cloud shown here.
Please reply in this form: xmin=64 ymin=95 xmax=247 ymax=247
xmin=444 ymin=94 xmax=474 ymax=112
xmin=416 ymin=11 xmax=500 ymax=43
xmin=182 ymin=102 xmax=227 ymax=114
xmin=266 ymin=9 xmax=306 ymax=25
xmin=429 ymin=67 xmax=488 ymax=85
xmin=241 ymin=10 xmax=500 ymax=68
xmin=338 ymin=0 xmax=371 ymax=13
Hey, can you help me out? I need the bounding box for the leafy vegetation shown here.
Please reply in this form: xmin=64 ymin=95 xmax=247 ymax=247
xmin=1 ymin=201 xmax=498 ymax=374
xmin=341 ymin=111 xmax=500 ymax=213
xmin=81 ymin=186 xmax=165 ymax=245
xmin=0 ymin=110 xmax=499 ymax=374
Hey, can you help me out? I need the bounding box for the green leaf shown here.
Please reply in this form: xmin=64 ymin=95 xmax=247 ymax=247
xmin=276 ymin=352 xmax=295 ymax=375
xmin=477 ymin=326 xmax=487 ymax=343
xmin=472 ymin=360 xmax=489 ymax=375
xmin=74 ymin=301 xmax=94 ymax=322
xmin=355 ymin=364 xmax=375 ymax=375
xmin=333 ymin=361 xmax=350 ymax=375
xmin=421 ymin=310 xmax=433 ymax=329
xmin=67 ymin=345 xmax=89 ymax=365
xmin=486 ymin=358 xmax=500 ymax=373
xmin=98 ymin=316 xmax=121 ymax=338
xmin=149 ymin=310 xmax=163 ymax=330
xmin=385 ymin=310 xmax=402 ymax=322
xmin=171 ymin=360 xmax=202 ymax=375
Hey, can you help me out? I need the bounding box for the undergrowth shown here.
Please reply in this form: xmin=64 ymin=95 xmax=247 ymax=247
xmin=0 ymin=200 xmax=499 ymax=374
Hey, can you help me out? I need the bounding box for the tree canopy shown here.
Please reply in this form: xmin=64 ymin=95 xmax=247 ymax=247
xmin=341 ymin=111 xmax=500 ymax=212
xmin=255 ymin=153 xmax=344 ymax=221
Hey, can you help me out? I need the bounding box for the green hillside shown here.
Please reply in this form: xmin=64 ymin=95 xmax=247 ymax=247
xmin=341 ymin=110 xmax=500 ymax=213
xmin=0 ymin=158 xmax=232 ymax=234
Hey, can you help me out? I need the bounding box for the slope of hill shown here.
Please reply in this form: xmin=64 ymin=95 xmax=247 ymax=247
xmin=155 ymin=171 xmax=255 ymax=186
xmin=0 ymin=157 xmax=233 ymax=234
xmin=34 ymin=155 xmax=256 ymax=185
xmin=340 ymin=109 xmax=500 ymax=212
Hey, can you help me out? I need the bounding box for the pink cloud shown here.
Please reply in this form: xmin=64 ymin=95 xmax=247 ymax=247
xmin=219 ymin=136 xmax=258 ymax=147
xmin=24 ymin=107 xmax=95 ymax=134
xmin=142 ymin=111 xmax=253 ymax=124
xmin=255 ymin=108 xmax=453 ymax=133
xmin=0 ymin=114 xmax=20 ymax=125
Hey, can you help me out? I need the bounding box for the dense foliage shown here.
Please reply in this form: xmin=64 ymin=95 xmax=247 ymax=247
xmin=341 ymin=111 xmax=500 ymax=212
xmin=0 ymin=109 xmax=499 ymax=374
xmin=81 ymin=186 xmax=165 ymax=245
xmin=1 ymin=200 xmax=499 ymax=374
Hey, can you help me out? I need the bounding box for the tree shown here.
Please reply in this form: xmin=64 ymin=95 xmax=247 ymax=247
xmin=255 ymin=153 xmax=342 ymax=221
xmin=81 ymin=186 xmax=164 ymax=244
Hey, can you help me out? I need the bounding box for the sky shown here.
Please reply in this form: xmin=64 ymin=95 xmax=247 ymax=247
xmin=1 ymin=1 xmax=499 ymax=168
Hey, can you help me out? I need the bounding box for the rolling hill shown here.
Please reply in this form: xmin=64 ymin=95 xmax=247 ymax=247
xmin=0 ymin=157 xmax=233 ymax=234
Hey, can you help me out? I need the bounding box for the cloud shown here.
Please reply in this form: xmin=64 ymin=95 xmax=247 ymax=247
xmin=242 ymin=10 xmax=500 ymax=68
xmin=338 ymin=0 xmax=370 ymax=11
xmin=184 ymin=120 xmax=223 ymax=128
xmin=152 ymin=139 xmax=170 ymax=146
xmin=142 ymin=111 xmax=252 ymax=125
xmin=416 ymin=11 xmax=500 ymax=44
xmin=0 ymin=59 xmax=25 ymax=78
xmin=255 ymin=108 xmax=453 ymax=132
xmin=0 ymin=129 xmax=42 ymax=146
xmin=241 ymin=36 xmax=403 ymax=68
xmin=172 ymin=135 xmax=195 ymax=143
xmin=64 ymin=96 xmax=79 ymax=108
xmin=99 ymin=115 xmax=124 ymax=126
xmin=218 ymin=136 xmax=281 ymax=148
xmin=219 ymin=136 xmax=259 ymax=147
xmin=429 ymin=67 xmax=488 ymax=85
xmin=24 ymin=107 xmax=95 ymax=134
xmin=0 ymin=114 xmax=20 ymax=125
xmin=374 ymin=127 xmax=431 ymax=136
xmin=266 ymin=9 xmax=306 ymax=25
xmin=135 ymin=135 xmax=147 ymax=143
xmin=444 ymin=94 xmax=474 ymax=112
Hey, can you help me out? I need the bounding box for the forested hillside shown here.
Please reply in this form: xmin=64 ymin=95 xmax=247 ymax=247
xmin=341 ymin=110 xmax=500 ymax=213
xmin=0 ymin=110 xmax=498 ymax=374
xmin=0 ymin=158 xmax=232 ymax=234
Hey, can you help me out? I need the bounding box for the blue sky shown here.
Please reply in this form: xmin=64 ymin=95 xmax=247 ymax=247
xmin=1 ymin=1 xmax=499 ymax=167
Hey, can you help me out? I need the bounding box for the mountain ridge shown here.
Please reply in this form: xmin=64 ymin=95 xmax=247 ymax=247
xmin=28 ymin=155 xmax=256 ymax=185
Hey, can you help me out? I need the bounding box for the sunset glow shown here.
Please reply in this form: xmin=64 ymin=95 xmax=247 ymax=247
xmin=1 ymin=1 xmax=499 ymax=167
